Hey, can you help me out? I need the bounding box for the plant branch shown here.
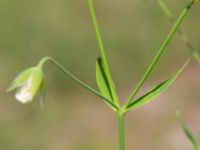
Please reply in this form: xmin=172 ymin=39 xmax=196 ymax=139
xmin=124 ymin=1 xmax=195 ymax=107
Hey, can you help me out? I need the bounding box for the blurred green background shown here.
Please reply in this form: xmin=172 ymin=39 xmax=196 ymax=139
xmin=0 ymin=0 xmax=200 ymax=150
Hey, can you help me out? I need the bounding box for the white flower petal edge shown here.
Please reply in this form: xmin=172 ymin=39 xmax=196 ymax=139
xmin=15 ymin=77 xmax=33 ymax=103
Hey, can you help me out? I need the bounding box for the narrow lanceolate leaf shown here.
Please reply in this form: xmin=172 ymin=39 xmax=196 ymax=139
xmin=126 ymin=59 xmax=190 ymax=111
xmin=96 ymin=56 xmax=113 ymax=101
xmin=96 ymin=57 xmax=119 ymax=111
xmin=176 ymin=111 xmax=200 ymax=150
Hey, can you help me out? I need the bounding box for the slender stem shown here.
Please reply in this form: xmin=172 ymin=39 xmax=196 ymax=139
xmin=118 ymin=112 xmax=126 ymax=150
xmin=88 ymin=0 xmax=120 ymax=106
xmin=38 ymin=57 xmax=119 ymax=111
xmin=37 ymin=56 xmax=51 ymax=68
xmin=124 ymin=1 xmax=195 ymax=107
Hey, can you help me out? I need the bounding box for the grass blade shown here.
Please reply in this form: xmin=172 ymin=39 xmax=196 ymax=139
xmin=126 ymin=59 xmax=189 ymax=111
xmin=176 ymin=111 xmax=200 ymax=150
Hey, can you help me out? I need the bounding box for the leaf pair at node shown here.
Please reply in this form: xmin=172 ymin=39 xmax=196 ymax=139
xmin=96 ymin=55 xmax=190 ymax=112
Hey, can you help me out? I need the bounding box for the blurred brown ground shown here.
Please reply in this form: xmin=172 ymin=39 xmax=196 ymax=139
xmin=0 ymin=0 xmax=200 ymax=150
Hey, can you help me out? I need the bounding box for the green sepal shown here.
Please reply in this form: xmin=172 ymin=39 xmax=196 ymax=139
xmin=39 ymin=79 xmax=46 ymax=108
xmin=7 ymin=67 xmax=35 ymax=92
xmin=126 ymin=59 xmax=189 ymax=111
xmin=29 ymin=67 xmax=44 ymax=97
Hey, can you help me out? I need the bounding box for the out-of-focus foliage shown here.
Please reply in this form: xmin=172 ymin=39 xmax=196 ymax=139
xmin=177 ymin=112 xmax=200 ymax=150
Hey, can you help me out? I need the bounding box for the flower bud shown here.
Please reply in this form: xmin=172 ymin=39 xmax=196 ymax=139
xmin=7 ymin=67 xmax=44 ymax=103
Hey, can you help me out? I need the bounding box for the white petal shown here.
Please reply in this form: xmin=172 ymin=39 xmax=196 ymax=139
xmin=15 ymin=77 xmax=33 ymax=103
xmin=15 ymin=91 xmax=33 ymax=103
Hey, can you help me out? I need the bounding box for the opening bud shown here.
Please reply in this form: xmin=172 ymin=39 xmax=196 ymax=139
xmin=7 ymin=66 xmax=44 ymax=103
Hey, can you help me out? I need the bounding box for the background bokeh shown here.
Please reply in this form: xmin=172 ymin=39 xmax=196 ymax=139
xmin=0 ymin=0 xmax=200 ymax=150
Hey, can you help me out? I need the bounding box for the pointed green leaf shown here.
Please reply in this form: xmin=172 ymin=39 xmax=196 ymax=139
xmin=126 ymin=60 xmax=189 ymax=111
xmin=96 ymin=56 xmax=113 ymax=100
xmin=96 ymin=57 xmax=118 ymax=110
xmin=176 ymin=111 xmax=200 ymax=150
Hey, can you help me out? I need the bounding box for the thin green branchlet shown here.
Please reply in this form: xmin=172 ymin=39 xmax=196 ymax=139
xmin=123 ymin=0 xmax=196 ymax=110
xmin=39 ymin=57 xmax=120 ymax=111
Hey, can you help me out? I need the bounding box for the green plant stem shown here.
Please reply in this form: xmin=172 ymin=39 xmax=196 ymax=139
xmin=118 ymin=112 xmax=126 ymax=150
xmin=38 ymin=57 xmax=119 ymax=111
xmin=124 ymin=1 xmax=195 ymax=108
xmin=88 ymin=0 xmax=120 ymax=106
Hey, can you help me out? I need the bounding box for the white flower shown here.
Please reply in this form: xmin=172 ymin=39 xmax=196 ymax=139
xmin=7 ymin=67 xmax=44 ymax=103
